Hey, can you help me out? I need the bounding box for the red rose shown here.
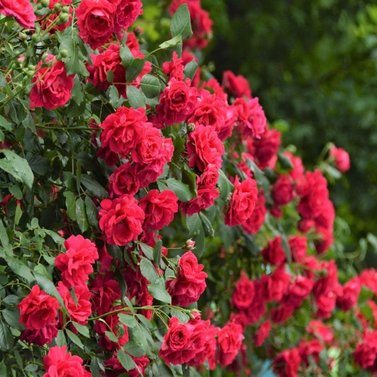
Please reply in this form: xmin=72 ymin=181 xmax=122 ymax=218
xmin=29 ymin=55 xmax=74 ymax=110
xmin=262 ymin=236 xmax=286 ymax=266
xmin=159 ymin=317 xmax=197 ymax=365
xmin=100 ymin=106 xmax=149 ymax=158
xmin=99 ymin=195 xmax=145 ymax=246
xmin=19 ymin=285 xmax=60 ymax=330
xmin=90 ymin=273 xmax=121 ymax=314
xmin=162 ymin=51 xmax=185 ymax=81
xmin=234 ymin=97 xmax=267 ymax=139
xmin=306 ymin=320 xmax=334 ymax=344
xmin=244 ymin=279 xmax=266 ymax=325
xmin=330 ymin=145 xmax=350 ymax=172
xmin=132 ymin=126 xmax=171 ymax=165
xmin=217 ymin=322 xmax=244 ymax=367
xmin=247 ymin=128 xmax=281 ymax=169
xmin=298 ymin=340 xmax=322 ymax=366
xmin=254 ymin=320 xmax=271 ymax=347
xmin=156 ymin=78 xmax=197 ymax=126
xmin=242 ymin=190 xmax=267 ymax=234
xmin=272 ymin=175 xmax=294 ymax=206
xmin=285 ymin=274 xmax=313 ymax=308
xmin=232 ymin=271 xmax=255 ymax=310
xmin=55 ymin=235 xmax=99 ymax=287
xmin=263 ymin=265 xmax=290 ymax=302
xmin=109 ymin=163 xmax=140 ymax=197
xmin=43 ymin=346 xmax=91 ymax=377
xmin=112 ymin=0 xmax=142 ymax=37
xmin=187 ymin=124 xmax=224 ymax=172
xmin=271 ymin=303 xmax=295 ymax=324
xmin=188 ymin=91 xmax=233 ymax=140
xmin=222 ymin=70 xmax=251 ymax=99
xmin=0 ymin=0 xmax=35 ymax=28
xmin=76 ymin=0 xmax=116 ymax=49
xmin=57 ymin=282 xmax=92 ymax=325
xmin=139 ymin=189 xmax=178 ymax=231
xmin=361 ymin=269 xmax=377 ymax=295
xmin=181 ymin=164 xmax=219 ymax=215
xmin=225 ymin=176 xmax=258 ymax=226
xmin=336 ymin=277 xmax=361 ymax=311
xmin=354 ymin=331 xmax=377 ymax=370
xmin=273 ymin=348 xmax=301 ymax=377
xmin=167 ymin=251 xmax=207 ymax=307
xmin=288 ymin=235 xmax=307 ymax=263
xmin=20 ymin=324 xmax=58 ymax=346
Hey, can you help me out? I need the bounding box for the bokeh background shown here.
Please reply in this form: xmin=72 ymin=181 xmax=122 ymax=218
xmin=202 ymin=0 xmax=377 ymax=257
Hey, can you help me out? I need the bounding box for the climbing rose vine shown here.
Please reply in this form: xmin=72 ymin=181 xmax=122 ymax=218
xmin=0 ymin=0 xmax=375 ymax=376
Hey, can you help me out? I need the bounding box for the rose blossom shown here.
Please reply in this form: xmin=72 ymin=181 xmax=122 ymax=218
xmin=139 ymin=189 xmax=178 ymax=231
xmin=19 ymin=285 xmax=60 ymax=330
xmin=99 ymin=195 xmax=145 ymax=246
xmin=329 ymin=145 xmax=350 ymax=172
xmin=225 ymin=176 xmax=258 ymax=226
xmin=232 ymin=271 xmax=255 ymax=310
xmin=57 ymin=282 xmax=92 ymax=325
xmin=187 ymin=124 xmax=224 ymax=172
xmin=222 ymin=70 xmax=251 ymax=98
xmin=76 ymin=0 xmax=116 ymax=49
xmin=167 ymin=251 xmax=207 ymax=307
xmin=217 ymin=322 xmax=244 ymax=367
xmin=29 ymin=55 xmax=74 ymax=110
xmin=273 ymin=348 xmax=301 ymax=377
xmin=43 ymin=346 xmax=91 ymax=377
xmin=55 ymin=235 xmax=99 ymax=287
xmin=0 ymin=0 xmax=36 ymax=28
xmin=261 ymin=236 xmax=286 ymax=266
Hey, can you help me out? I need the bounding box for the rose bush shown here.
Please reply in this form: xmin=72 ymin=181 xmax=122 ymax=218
xmin=0 ymin=0 xmax=375 ymax=376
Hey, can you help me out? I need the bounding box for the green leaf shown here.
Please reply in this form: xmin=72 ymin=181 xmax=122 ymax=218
xmin=75 ymin=197 xmax=89 ymax=233
xmin=85 ymin=196 xmax=98 ymax=227
xmin=118 ymin=314 xmax=137 ymax=328
xmin=55 ymin=330 xmax=67 ymax=347
xmin=126 ymin=86 xmax=146 ymax=109
xmin=0 ymin=115 xmax=12 ymax=131
xmin=141 ymin=74 xmax=161 ymax=98
xmin=71 ymin=76 xmax=84 ymax=105
xmin=218 ymin=169 xmax=233 ymax=200
xmin=123 ymin=342 xmax=146 ymax=357
xmin=171 ymin=4 xmax=192 ymax=39
xmin=7 ymin=256 xmax=34 ymax=283
xmin=184 ymin=60 xmax=198 ymax=80
xmin=159 ymin=35 xmax=182 ymax=50
xmin=148 ymin=282 xmax=172 ymax=304
xmin=72 ymin=322 xmax=90 ymax=338
xmin=108 ymin=85 xmax=123 ymax=108
xmin=105 ymin=330 xmax=118 ymax=342
xmin=66 ymin=328 xmax=84 ymax=349
xmin=0 ymin=321 xmax=13 ymax=351
xmin=63 ymin=191 xmax=77 ymax=221
xmin=0 ymin=220 xmax=9 ymax=248
xmin=80 ymin=174 xmax=107 ymax=199
xmin=34 ymin=274 xmax=64 ymax=307
xmin=139 ymin=258 xmax=159 ymax=283
xmin=199 ymin=212 xmax=214 ymax=237
xmin=182 ymin=164 xmax=198 ymax=197
xmin=120 ymin=45 xmax=134 ymax=68
xmin=0 ymin=149 xmax=34 ymax=189
xmin=117 ymin=350 xmax=136 ymax=371
xmin=2 ymin=309 xmax=21 ymax=329
xmin=153 ymin=240 xmax=162 ymax=265
xmin=139 ymin=242 xmax=154 ymax=260
xmin=57 ymin=28 xmax=88 ymax=76
xmin=126 ymin=59 xmax=145 ymax=82
xmin=170 ymin=308 xmax=190 ymax=323
xmin=163 ymin=178 xmax=192 ymax=202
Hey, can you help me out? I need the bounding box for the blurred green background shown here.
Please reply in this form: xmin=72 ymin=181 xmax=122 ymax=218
xmin=203 ymin=0 xmax=377 ymax=253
